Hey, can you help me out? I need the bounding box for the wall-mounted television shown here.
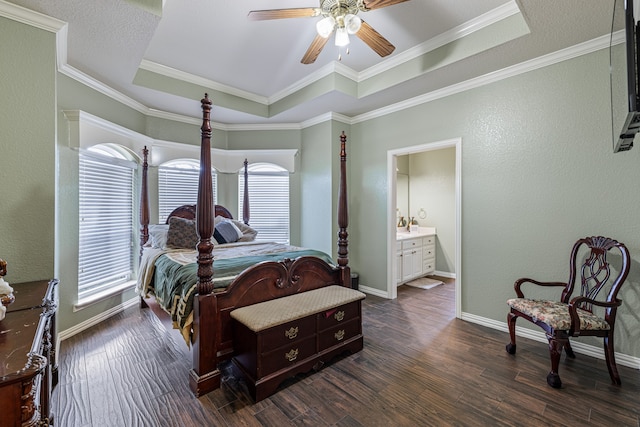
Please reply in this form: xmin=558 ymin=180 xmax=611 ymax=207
xmin=615 ymin=0 xmax=640 ymax=152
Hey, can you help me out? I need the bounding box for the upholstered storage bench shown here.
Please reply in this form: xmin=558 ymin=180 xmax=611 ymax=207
xmin=230 ymin=285 xmax=366 ymax=401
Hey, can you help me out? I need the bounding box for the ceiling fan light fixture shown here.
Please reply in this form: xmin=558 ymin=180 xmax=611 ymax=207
xmin=334 ymin=26 xmax=350 ymax=46
xmin=344 ymin=14 xmax=361 ymax=34
xmin=316 ymin=16 xmax=336 ymax=38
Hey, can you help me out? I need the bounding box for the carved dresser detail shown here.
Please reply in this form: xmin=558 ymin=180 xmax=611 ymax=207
xmin=0 ymin=279 xmax=59 ymax=426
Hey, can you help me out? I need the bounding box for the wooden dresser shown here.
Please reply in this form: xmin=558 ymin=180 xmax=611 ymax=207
xmin=230 ymin=286 xmax=365 ymax=402
xmin=0 ymin=279 xmax=59 ymax=427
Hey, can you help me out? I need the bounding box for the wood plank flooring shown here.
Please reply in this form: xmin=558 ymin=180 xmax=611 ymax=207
xmin=52 ymin=278 xmax=640 ymax=426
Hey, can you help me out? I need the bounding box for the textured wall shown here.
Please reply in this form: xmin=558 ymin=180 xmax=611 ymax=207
xmin=0 ymin=17 xmax=56 ymax=283
xmin=409 ymin=148 xmax=456 ymax=274
xmin=350 ymin=47 xmax=640 ymax=357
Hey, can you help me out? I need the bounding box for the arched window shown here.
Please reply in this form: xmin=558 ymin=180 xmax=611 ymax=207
xmin=158 ymin=159 xmax=218 ymax=224
xmin=78 ymin=144 xmax=137 ymax=302
xmin=239 ymin=163 xmax=290 ymax=244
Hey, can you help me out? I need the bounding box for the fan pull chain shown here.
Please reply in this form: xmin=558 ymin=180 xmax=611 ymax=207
xmin=337 ymin=47 xmax=351 ymax=62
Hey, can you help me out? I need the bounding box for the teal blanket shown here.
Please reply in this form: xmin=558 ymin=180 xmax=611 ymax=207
xmin=150 ymin=249 xmax=334 ymax=343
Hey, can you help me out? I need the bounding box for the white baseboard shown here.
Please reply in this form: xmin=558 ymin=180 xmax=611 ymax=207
xmin=434 ymin=270 xmax=456 ymax=279
xmin=357 ymin=284 xmax=389 ymax=298
xmin=461 ymin=312 xmax=640 ymax=370
xmin=58 ymin=297 xmax=139 ymax=342
xmin=357 ymin=271 xmax=456 ymax=300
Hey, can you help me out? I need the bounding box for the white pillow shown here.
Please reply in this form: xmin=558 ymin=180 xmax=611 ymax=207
xmin=232 ymin=220 xmax=258 ymax=242
xmin=148 ymin=224 xmax=169 ymax=248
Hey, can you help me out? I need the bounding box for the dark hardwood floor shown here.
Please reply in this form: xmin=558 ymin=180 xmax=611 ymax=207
xmin=52 ymin=278 xmax=640 ymax=426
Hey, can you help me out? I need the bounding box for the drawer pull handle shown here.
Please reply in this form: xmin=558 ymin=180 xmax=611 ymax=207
xmin=285 ymin=348 xmax=299 ymax=362
xmin=285 ymin=326 xmax=298 ymax=340
xmin=334 ymin=311 xmax=345 ymax=322
xmin=335 ymin=330 xmax=345 ymax=341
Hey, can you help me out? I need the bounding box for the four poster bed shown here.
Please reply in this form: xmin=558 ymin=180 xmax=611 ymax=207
xmin=137 ymin=94 xmax=354 ymax=397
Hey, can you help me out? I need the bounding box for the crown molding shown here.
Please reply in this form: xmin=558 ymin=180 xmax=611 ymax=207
xmin=59 ymin=63 xmax=150 ymax=114
xmin=302 ymin=112 xmax=352 ymax=128
xmin=269 ymin=61 xmax=359 ymax=103
xmin=0 ymin=0 xmax=65 ymax=32
xmin=360 ymin=0 xmax=522 ymax=80
xmin=352 ymin=31 xmax=623 ymax=124
xmin=139 ymin=59 xmax=268 ymax=104
xmin=2 ymin=0 xmax=624 ymax=132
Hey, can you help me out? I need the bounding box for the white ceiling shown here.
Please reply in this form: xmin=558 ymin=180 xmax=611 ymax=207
xmin=5 ymin=0 xmax=624 ymax=126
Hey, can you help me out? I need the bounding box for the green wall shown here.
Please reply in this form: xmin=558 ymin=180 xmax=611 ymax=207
xmin=0 ymin=16 xmax=56 ymax=283
xmin=350 ymin=48 xmax=640 ymax=357
xmin=301 ymin=122 xmax=335 ymax=256
xmin=409 ymin=148 xmax=456 ymax=274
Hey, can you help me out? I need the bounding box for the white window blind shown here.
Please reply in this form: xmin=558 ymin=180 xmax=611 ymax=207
xmin=239 ymin=163 xmax=290 ymax=244
xmin=78 ymin=151 xmax=136 ymax=301
xmin=158 ymin=160 xmax=217 ymax=224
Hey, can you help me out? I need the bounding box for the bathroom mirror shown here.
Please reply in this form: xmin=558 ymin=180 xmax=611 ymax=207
xmin=396 ymin=172 xmax=409 ymax=226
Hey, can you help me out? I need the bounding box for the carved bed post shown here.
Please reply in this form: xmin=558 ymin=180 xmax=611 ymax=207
xmin=337 ymin=131 xmax=350 ymax=284
xmin=140 ymin=146 xmax=149 ymax=259
xmin=190 ymin=94 xmax=220 ymax=396
xmin=196 ymin=94 xmax=215 ymax=295
xmin=243 ymin=158 xmax=250 ymax=225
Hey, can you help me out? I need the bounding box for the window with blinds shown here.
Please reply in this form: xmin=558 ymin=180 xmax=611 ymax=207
xmin=78 ymin=150 xmax=136 ymax=302
xmin=158 ymin=160 xmax=217 ymax=224
xmin=239 ymin=163 xmax=290 ymax=244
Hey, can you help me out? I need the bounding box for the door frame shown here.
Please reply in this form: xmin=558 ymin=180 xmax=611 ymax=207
xmin=386 ymin=138 xmax=462 ymax=318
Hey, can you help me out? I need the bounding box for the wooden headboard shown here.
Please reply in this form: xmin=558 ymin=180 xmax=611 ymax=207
xmin=164 ymin=204 xmax=233 ymax=224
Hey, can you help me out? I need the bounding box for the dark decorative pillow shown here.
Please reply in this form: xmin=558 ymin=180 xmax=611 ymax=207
xmin=214 ymin=221 xmax=242 ymax=244
xmin=166 ymin=217 xmax=198 ymax=249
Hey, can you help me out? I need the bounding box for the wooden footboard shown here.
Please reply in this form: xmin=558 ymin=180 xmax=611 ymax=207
xmin=188 ymin=256 xmax=350 ymax=396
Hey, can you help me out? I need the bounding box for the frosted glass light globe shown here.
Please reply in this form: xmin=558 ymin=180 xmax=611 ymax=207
xmin=344 ymin=14 xmax=362 ymax=34
xmin=316 ymin=16 xmax=336 ymax=38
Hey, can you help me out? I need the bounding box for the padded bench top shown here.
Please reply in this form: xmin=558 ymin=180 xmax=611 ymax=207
xmin=230 ymin=285 xmax=366 ymax=332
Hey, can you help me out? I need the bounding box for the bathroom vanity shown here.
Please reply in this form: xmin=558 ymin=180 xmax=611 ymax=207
xmin=396 ymin=227 xmax=436 ymax=286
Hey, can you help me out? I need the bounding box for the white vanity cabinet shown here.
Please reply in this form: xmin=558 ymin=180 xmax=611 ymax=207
xmin=422 ymin=235 xmax=436 ymax=275
xmin=396 ymin=229 xmax=436 ymax=286
xmin=402 ymin=238 xmax=423 ymax=283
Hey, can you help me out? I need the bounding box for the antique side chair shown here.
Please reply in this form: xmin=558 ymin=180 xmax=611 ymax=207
xmin=505 ymin=236 xmax=631 ymax=388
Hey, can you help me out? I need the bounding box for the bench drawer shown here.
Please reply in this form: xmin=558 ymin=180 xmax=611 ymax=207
xmin=317 ymin=301 xmax=360 ymax=331
xmin=259 ymin=315 xmax=316 ymax=353
xmin=259 ymin=335 xmax=316 ymax=377
xmin=318 ymin=318 xmax=361 ymax=351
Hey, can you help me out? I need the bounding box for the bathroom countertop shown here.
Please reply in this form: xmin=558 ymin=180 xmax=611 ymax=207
xmin=396 ymin=227 xmax=436 ymax=241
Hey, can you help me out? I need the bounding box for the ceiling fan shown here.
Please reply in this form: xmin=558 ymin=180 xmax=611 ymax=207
xmin=248 ymin=0 xmax=409 ymax=64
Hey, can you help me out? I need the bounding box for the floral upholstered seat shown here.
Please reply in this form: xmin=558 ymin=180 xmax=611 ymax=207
xmin=505 ymin=236 xmax=630 ymax=389
xmin=506 ymin=298 xmax=610 ymax=331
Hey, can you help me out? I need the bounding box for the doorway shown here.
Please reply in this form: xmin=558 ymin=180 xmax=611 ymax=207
xmin=386 ymin=138 xmax=462 ymax=318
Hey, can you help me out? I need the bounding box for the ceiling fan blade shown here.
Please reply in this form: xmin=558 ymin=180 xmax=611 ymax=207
xmin=361 ymin=0 xmax=409 ymax=10
xmin=248 ymin=8 xmax=318 ymax=21
xmin=301 ymin=34 xmax=329 ymax=64
xmin=356 ymin=20 xmax=395 ymax=57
